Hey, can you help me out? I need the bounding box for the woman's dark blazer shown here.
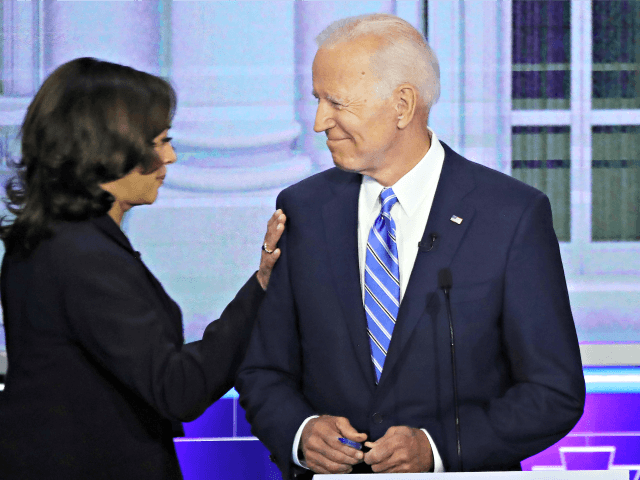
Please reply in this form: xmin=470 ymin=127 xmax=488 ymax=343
xmin=0 ymin=215 xmax=265 ymax=479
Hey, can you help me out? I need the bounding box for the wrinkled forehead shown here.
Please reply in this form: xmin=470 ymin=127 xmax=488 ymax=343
xmin=313 ymin=39 xmax=380 ymax=82
xmin=312 ymin=38 xmax=388 ymax=98
xmin=313 ymin=34 xmax=384 ymax=68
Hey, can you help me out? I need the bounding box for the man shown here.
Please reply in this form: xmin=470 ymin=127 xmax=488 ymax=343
xmin=237 ymin=13 xmax=585 ymax=478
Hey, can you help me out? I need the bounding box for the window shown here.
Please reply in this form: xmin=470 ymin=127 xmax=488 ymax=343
xmin=511 ymin=0 xmax=639 ymax=251
xmin=592 ymin=0 xmax=640 ymax=109
xmin=512 ymin=126 xmax=571 ymax=240
xmin=512 ymin=0 xmax=571 ymax=110
xmin=591 ymin=125 xmax=640 ymax=241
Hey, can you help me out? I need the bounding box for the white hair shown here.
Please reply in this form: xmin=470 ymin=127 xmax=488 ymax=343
xmin=316 ymin=13 xmax=441 ymax=111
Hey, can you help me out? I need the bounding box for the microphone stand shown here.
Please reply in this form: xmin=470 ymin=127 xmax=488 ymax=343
xmin=439 ymin=269 xmax=463 ymax=471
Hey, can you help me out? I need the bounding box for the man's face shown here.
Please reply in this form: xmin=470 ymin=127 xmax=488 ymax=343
xmin=312 ymin=38 xmax=399 ymax=178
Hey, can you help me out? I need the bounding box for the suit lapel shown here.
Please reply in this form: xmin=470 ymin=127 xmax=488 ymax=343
xmin=90 ymin=215 xmax=137 ymax=254
xmin=322 ymin=173 xmax=377 ymax=391
xmin=90 ymin=215 xmax=184 ymax=342
xmin=379 ymin=143 xmax=477 ymax=386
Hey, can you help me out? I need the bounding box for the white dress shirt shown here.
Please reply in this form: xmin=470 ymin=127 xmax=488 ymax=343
xmin=292 ymin=129 xmax=446 ymax=472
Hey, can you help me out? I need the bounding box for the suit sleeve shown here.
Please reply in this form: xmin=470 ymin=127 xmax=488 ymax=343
xmin=57 ymin=243 xmax=265 ymax=423
xmin=456 ymin=192 xmax=585 ymax=470
xmin=236 ymin=194 xmax=317 ymax=479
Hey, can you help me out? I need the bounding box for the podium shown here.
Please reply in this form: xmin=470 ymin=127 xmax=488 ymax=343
xmin=315 ymin=472 xmax=628 ymax=479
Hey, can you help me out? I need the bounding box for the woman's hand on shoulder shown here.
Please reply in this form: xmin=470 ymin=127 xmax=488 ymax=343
xmin=256 ymin=209 xmax=286 ymax=290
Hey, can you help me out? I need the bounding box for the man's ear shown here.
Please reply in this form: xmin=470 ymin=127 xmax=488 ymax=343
xmin=395 ymin=84 xmax=418 ymax=129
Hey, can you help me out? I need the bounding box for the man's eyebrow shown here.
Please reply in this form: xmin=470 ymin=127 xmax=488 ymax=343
xmin=311 ymin=91 xmax=346 ymax=105
xmin=326 ymin=94 xmax=345 ymax=104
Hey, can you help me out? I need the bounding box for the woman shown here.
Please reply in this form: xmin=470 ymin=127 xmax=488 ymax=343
xmin=0 ymin=58 xmax=284 ymax=479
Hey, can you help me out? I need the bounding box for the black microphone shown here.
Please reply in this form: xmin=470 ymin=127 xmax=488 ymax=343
xmin=418 ymin=232 xmax=439 ymax=252
xmin=438 ymin=268 xmax=463 ymax=471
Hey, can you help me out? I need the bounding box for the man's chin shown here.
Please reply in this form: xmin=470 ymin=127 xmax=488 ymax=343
xmin=331 ymin=155 xmax=360 ymax=173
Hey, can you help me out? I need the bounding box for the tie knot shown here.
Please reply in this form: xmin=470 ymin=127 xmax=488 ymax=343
xmin=379 ymin=188 xmax=398 ymax=215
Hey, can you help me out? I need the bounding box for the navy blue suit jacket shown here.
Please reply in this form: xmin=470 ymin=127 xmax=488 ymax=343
xmin=0 ymin=215 xmax=265 ymax=479
xmin=237 ymin=143 xmax=585 ymax=478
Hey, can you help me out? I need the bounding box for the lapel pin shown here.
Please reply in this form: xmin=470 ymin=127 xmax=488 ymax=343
xmin=450 ymin=215 xmax=463 ymax=225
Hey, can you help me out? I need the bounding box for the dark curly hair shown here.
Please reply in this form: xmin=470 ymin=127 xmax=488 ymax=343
xmin=0 ymin=57 xmax=176 ymax=255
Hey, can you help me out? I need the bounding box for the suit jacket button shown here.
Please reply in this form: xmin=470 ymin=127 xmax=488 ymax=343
xmin=372 ymin=412 xmax=383 ymax=424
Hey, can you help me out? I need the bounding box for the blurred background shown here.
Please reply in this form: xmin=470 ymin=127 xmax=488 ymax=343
xmin=0 ymin=1 xmax=638 ymax=478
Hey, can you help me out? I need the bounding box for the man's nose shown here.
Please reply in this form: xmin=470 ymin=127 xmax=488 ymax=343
xmin=313 ymin=100 xmax=335 ymax=132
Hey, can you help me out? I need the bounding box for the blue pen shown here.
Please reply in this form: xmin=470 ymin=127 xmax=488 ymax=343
xmin=338 ymin=437 xmax=362 ymax=450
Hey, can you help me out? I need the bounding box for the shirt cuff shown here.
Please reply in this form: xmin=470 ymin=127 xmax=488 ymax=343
xmin=421 ymin=428 xmax=445 ymax=472
xmin=292 ymin=415 xmax=319 ymax=468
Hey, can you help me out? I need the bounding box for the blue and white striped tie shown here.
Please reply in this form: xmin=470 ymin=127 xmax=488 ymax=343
xmin=364 ymin=187 xmax=400 ymax=383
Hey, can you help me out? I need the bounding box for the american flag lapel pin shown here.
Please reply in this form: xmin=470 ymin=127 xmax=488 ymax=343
xmin=450 ymin=215 xmax=463 ymax=225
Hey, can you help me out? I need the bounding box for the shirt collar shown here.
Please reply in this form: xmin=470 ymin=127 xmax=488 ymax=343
xmin=362 ymin=128 xmax=444 ymax=217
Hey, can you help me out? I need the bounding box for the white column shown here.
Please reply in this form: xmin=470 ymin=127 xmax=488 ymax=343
xmin=2 ymin=0 xmax=39 ymax=97
xmin=572 ymin=0 xmax=591 ymax=248
xmin=295 ymin=1 xmax=396 ymax=171
xmin=128 ymin=2 xmax=307 ymax=337
xmin=167 ymin=1 xmax=310 ymax=192
xmin=1 ymin=1 xmax=162 ymax=146
xmin=460 ymin=0 xmax=502 ymax=171
xmin=427 ymin=0 xmax=464 ymax=153
xmin=1 ymin=1 xmax=40 ymax=186
xmin=395 ymin=0 xmax=425 ymax=36
xmin=42 ymin=1 xmax=161 ymax=75
xmin=428 ymin=0 xmax=504 ymax=171
xmin=1 ymin=0 xmax=39 ymax=143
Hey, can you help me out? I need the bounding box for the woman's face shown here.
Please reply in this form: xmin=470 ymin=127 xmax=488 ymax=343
xmin=101 ymin=129 xmax=176 ymax=215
